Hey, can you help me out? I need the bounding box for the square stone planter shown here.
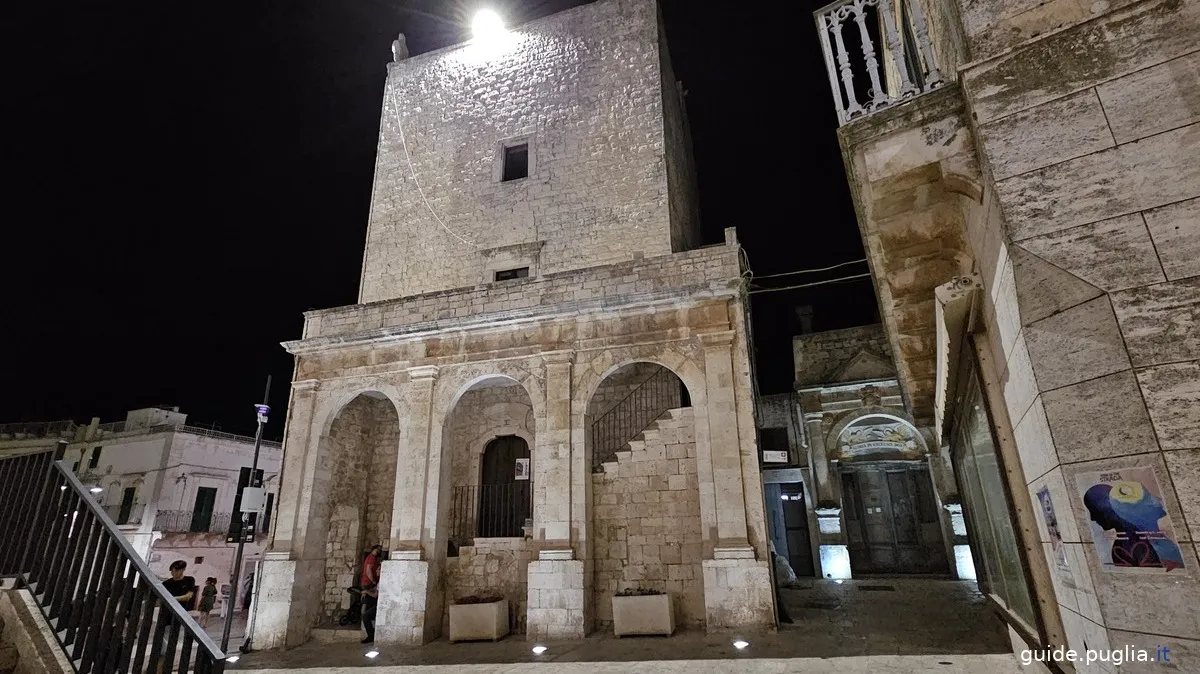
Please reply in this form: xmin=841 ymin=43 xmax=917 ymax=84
xmin=612 ymin=593 xmax=674 ymax=637
xmin=449 ymin=598 xmax=510 ymax=643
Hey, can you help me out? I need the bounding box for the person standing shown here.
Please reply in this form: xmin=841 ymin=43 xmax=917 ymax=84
xmin=198 ymin=577 xmax=217 ymax=628
xmin=360 ymin=545 xmax=382 ymax=644
xmin=157 ymin=560 xmax=197 ymax=672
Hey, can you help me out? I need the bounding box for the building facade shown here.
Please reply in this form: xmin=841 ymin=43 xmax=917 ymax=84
xmin=256 ymin=0 xmax=774 ymax=649
xmin=816 ymin=0 xmax=1199 ymax=666
xmin=0 ymin=407 xmax=282 ymax=613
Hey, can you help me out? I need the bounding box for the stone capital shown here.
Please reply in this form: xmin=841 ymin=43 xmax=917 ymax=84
xmin=406 ymin=365 xmax=440 ymax=381
xmin=291 ymin=379 xmax=321 ymax=392
xmin=696 ymin=330 xmax=736 ymax=349
xmin=542 ymin=350 xmax=575 ymax=365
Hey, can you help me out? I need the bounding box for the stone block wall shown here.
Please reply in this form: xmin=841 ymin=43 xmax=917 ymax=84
xmin=956 ymin=0 xmax=1200 ymax=656
xmin=442 ymin=538 xmax=534 ymax=634
xmin=793 ymin=324 xmax=896 ymax=387
xmin=592 ymin=407 xmax=705 ymax=630
xmin=359 ymin=0 xmax=697 ymax=303
xmin=319 ymin=394 xmax=400 ymax=620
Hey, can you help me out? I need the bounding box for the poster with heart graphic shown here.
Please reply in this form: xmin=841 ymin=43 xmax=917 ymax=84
xmin=1076 ymin=466 xmax=1186 ymax=574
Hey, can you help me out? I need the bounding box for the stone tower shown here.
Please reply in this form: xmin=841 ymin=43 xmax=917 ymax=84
xmin=256 ymin=0 xmax=775 ymax=648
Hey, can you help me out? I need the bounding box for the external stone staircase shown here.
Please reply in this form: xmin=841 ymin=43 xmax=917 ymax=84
xmin=0 ymin=585 xmax=71 ymax=674
xmin=600 ymin=406 xmax=695 ymax=472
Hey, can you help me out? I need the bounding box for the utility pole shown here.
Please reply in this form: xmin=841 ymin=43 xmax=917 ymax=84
xmin=220 ymin=375 xmax=271 ymax=654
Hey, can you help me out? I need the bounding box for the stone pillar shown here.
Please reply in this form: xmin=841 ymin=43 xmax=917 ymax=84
xmin=526 ymin=351 xmax=586 ymax=640
xmin=377 ymin=365 xmax=440 ymax=645
xmin=697 ymin=331 xmax=773 ymax=630
xmin=805 ymin=414 xmax=836 ymax=504
xmin=698 ymin=331 xmax=750 ymax=550
xmin=254 ymin=378 xmax=324 ymax=649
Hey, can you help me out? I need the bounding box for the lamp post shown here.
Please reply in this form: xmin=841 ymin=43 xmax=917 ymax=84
xmin=220 ymin=375 xmax=271 ymax=654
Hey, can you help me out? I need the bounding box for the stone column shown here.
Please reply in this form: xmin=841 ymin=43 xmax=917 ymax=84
xmin=377 ymin=365 xmax=440 ymax=645
xmin=697 ymin=331 xmax=774 ymax=630
xmin=255 ymin=378 xmax=324 ymax=649
xmin=527 ymin=350 xmax=586 ymax=640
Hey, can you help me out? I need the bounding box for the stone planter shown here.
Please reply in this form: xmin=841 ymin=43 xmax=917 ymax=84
xmin=612 ymin=593 xmax=674 ymax=637
xmin=448 ymin=598 xmax=509 ymax=643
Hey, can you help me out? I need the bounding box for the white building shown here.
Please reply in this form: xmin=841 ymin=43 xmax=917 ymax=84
xmin=0 ymin=406 xmax=282 ymax=611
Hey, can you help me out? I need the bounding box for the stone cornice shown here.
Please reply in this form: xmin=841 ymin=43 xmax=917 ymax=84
xmin=696 ymin=330 xmax=736 ymax=348
xmin=407 ymin=365 xmax=440 ymax=381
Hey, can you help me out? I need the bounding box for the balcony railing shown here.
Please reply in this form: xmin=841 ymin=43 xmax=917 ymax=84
xmin=815 ymin=0 xmax=944 ymax=125
xmin=155 ymin=510 xmax=232 ymax=535
xmin=449 ymin=483 xmax=532 ymax=550
xmin=0 ymin=420 xmax=77 ymax=441
xmin=0 ymin=444 xmax=226 ymax=672
xmin=104 ymin=503 xmax=146 ymax=527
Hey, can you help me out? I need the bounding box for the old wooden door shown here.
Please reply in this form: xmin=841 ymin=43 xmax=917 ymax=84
xmin=478 ymin=435 xmax=532 ymax=538
xmin=842 ymin=464 xmax=948 ymax=574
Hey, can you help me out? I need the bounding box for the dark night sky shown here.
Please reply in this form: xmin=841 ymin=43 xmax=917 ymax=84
xmin=4 ymin=0 xmax=876 ymax=439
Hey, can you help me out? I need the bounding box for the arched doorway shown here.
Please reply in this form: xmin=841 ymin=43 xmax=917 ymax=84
xmin=831 ymin=414 xmax=947 ymax=575
xmin=315 ymin=392 xmax=401 ymax=623
xmin=477 ymin=435 xmax=532 ymax=538
xmin=584 ymin=361 xmax=704 ymax=632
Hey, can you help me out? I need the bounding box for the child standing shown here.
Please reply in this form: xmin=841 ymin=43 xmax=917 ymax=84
xmin=198 ymin=577 xmax=218 ymax=628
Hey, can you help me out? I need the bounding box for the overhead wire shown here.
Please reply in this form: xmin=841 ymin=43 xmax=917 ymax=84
xmin=748 ymin=272 xmax=873 ymax=294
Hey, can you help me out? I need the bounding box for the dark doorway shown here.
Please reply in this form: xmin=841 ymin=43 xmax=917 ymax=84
xmin=191 ymin=487 xmax=218 ymax=532
xmin=477 ymin=435 xmax=532 ymax=538
xmin=842 ymin=464 xmax=948 ymax=574
xmin=781 ymin=483 xmax=816 ymax=577
xmin=117 ymin=486 xmax=136 ymax=525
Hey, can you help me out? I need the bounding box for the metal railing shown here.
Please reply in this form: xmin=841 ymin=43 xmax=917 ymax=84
xmin=449 ymin=483 xmax=532 ymax=549
xmin=104 ymin=503 xmax=147 ymax=527
xmin=0 ymin=420 xmax=78 ymax=440
xmin=815 ymin=0 xmax=944 ymax=125
xmin=589 ymin=365 xmax=687 ymax=472
xmin=93 ymin=422 xmax=282 ymax=448
xmin=154 ymin=510 xmax=232 ymax=535
xmin=0 ymin=443 xmax=227 ymax=673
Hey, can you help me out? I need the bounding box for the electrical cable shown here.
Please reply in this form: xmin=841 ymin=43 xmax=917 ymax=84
xmin=752 ymin=258 xmax=867 ymax=280
xmin=748 ymin=272 xmax=873 ymax=294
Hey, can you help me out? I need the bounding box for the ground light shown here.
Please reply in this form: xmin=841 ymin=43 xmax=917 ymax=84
xmin=89 ymin=486 xmax=103 ymax=493
xmin=733 ymin=640 xmax=750 ymax=650
xmin=532 ymin=645 xmax=548 ymax=655
xmin=226 ymin=656 xmax=239 ymax=663
xmin=365 ymin=650 xmax=380 ymax=659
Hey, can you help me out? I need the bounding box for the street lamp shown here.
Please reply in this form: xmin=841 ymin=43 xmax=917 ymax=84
xmin=472 ymin=9 xmax=506 ymax=43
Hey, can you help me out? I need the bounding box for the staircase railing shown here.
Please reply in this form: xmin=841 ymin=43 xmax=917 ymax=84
xmin=0 ymin=442 xmax=226 ymax=673
xmin=589 ymin=366 xmax=688 ymax=472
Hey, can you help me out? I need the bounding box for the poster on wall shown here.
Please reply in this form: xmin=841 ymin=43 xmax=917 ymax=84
xmin=1035 ymin=486 xmax=1075 ymax=589
xmin=1075 ymin=466 xmax=1186 ymax=573
xmin=514 ymin=458 xmax=530 ymax=481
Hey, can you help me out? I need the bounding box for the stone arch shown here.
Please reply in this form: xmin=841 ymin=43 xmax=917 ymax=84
xmin=435 ymin=367 xmax=540 ymax=635
xmin=580 ymin=350 xmax=709 ymax=633
xmin=311 ymin=388 xmax=403 ymax=623
xmin=825 ymin=407 xmax=929 ymax=462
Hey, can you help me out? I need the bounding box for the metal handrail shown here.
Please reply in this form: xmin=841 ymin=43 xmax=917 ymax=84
xmin=589 ymin=365 xmax=686 ymax=471
xmin=449 ymin=482 xmax=532 ymax=550
xmin=1 ymin=445 xmax=226 ymax=672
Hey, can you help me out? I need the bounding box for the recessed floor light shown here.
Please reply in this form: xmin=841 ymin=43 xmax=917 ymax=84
xmin=532 ymin=645 xmax=548 ymax=655
xmin=365 ymin=650 xmax=380 ymax=659
xmin=733 ymin=640 xmax=749 ymax=650
xmin=226 ymin=655 xmax=240 ymax=663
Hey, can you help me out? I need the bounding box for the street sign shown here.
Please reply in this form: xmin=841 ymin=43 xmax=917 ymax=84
xmin=763 ymin=450 xmax=789 ymax=463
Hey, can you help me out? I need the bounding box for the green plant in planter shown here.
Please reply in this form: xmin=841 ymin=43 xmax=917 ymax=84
xmin=456 ymin=594 xmax=504 ymax=605
xmin=615 ymin=587 xmax=664 ymax=597
xmin=815 ymin=499 xmax=840 ymax=511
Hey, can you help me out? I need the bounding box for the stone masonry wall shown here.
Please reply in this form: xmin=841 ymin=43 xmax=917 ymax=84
xmin=360 ymin=0 xmax=686 ymax=302
xmin=957 ymin=0 xmax=1200 ymax=655
xmin=592 ymin=407 xmax=705 ymax=630
xmin=306 ymin=238 xmax=741 ymax=341
xmin=794 ymin=324 xmax=896 ymax=386
xmin=442 ymin=539 xmax=534 ymax=634
xmin=320 ymin=395 xmax=399 ymax=620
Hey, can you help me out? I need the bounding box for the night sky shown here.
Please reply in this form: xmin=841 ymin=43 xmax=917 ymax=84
xmin=4 ymin=0 xmax=876 ymax=439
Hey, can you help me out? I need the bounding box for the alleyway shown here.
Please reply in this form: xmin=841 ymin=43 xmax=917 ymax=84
xmin=229 ymin=579 xmax=1014 ymax=672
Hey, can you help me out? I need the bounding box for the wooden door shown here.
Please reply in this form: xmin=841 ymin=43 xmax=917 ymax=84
xmin=478 ymin=436 xmax=531 ymax=538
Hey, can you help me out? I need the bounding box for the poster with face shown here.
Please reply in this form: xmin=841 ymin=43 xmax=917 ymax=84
xmin=1076 ymin=466 xmax=1186 ymax=573
xmin=514 ymin=458 xmax=530 ymax=481
xmin=1036 ymin=486 xmax=1074 ymax=588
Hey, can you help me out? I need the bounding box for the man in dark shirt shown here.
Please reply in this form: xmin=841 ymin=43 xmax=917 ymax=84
xmin=155 ymin=560 xmax=197 ymax=673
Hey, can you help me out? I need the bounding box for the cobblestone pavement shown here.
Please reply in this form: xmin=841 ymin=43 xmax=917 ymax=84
xmin=229 ymin=579 xmax=1014 ymax=671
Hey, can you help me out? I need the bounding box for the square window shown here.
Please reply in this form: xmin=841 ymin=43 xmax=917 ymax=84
xmin=494 ymin=267 xmax=530 ymax=282
xmin=501 ymin=143 xmax=528 ymax=182
xmin=194 ymin=556 xmax=205 ymax=564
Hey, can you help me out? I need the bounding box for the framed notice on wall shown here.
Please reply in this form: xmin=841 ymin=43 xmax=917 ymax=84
xmin=514 ymin=458 xmax=530 ymax=480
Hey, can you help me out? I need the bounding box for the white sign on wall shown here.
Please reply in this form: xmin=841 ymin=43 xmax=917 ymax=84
xmin=762 ymin=450 xmax=789 ymax=464
xmin=514 ymin=458 xmax=530 ymax=480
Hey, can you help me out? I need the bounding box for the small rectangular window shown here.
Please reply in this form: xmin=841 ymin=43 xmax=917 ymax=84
xmin=494 ymin=267 xmax=530 ymax=282
xmin=760 ymin=428 xmax=789 ymax=451
xmin=89 ymin=446 xmax=103 ymax=469
xmin=501 ymin=144 xmax=528 ymax=181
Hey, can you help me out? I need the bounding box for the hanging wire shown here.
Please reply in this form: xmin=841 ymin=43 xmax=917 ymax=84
xmin=748 ymin=272 xmax=873 ymax=294
xmin=752 ymin=258 xmax=867 ymax=280
xmin=387 ymin=83 xmax=477 ymax=248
